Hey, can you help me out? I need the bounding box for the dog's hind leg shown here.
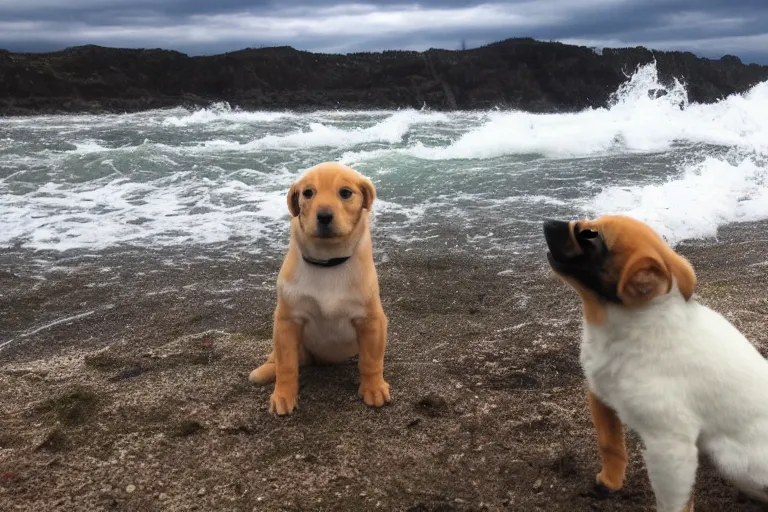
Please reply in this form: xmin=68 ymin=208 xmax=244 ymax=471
xmin=643 ymin=436 xmax=698 ymax=512
xmin=249 ymin=347 xmax=313 ymax=385
xmin=249 ymin=350 xmax=277 ymax=384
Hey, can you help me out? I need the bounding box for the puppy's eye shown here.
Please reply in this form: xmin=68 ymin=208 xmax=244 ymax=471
xmin=302 ymin=189 xmax=314 ymax=199
xmin=339 ymin=188 xmax=353 ymax=199
xmin=579 ymin=229 xmax=599 ymax=239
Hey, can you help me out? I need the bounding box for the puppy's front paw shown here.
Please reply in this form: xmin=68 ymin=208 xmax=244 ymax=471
xmin=269 ymin=389 xmax=298 ymax=415
xmin=359 ymin=378 xmax=391 ymax=407
xmin=595 ymin=470 xmax=623 ymax=492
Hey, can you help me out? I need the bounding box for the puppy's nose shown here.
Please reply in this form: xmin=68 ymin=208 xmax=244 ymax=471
xmin=543 ymin=219 xmax=572 ymax=253
xmin=543 ymin=219 xmax=570 ymax=240
xmin=316 ymin=209 xmax=334 ymax=226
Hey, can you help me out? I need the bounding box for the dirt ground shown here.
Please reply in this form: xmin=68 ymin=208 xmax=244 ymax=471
xmin=1 ymin=222 xmax=768 ymax=511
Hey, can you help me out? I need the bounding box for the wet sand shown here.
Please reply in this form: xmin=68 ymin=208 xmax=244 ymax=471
xmin=1 ymin=222 xmax=768 ymax=511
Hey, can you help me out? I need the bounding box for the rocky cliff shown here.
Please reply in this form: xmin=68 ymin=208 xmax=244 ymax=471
xmin=1 ymin=38 xmax=767 ymax=115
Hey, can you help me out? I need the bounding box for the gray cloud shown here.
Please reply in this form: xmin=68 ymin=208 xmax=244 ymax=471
xmin=0 ymin=0 xmax=766 ymax=63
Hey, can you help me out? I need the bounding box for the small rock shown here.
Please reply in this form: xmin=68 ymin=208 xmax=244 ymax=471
xmin=159 ymin=493 xmax=168 ymax=500
xmin=197 ymin=488 xmax=206 ymax=496
xmin=415 ymin=394 xmax=449 ymax=417
xmin=126 ymin=484 xmax=136 ymax=493
xmin=532 ymin=479 xmax=542 ymax=492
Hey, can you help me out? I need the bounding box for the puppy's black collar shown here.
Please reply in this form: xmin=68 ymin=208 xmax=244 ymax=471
xmin=302 ymin=254 xmax=351 ymax=268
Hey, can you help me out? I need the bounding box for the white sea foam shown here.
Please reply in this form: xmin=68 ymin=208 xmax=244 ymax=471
xmin=440 ymin=64 xmax=766 ymax=159
xmin=0 ymin=174 xmax=286 ymax=251
xmin=193 ymin=109 xmax=449 ymax=151
xmin=161 ymin=103 xmax=293 ymax=127
xmin=586 ymin=154 xmax=768 ymax=244
xmin=2 ymin=63 xmax=768 ymax=253
xmin=69 ymin=141 xmax=117 ymax=154
xmin=0 ymin=167 xmax=424 ymax=251
xmin=343 ymin=63 xmax=768 ymax=162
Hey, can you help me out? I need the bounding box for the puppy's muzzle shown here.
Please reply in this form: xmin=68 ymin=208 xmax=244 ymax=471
xmin=543 ymin=219 xmax=576 ymax=263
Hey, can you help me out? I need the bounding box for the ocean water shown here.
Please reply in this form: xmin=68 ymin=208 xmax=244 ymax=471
xmin=2 ymin=63 xmax=767 ymax=261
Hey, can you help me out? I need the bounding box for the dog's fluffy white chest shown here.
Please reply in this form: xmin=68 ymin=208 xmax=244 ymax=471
xmin=580 ymin=295 xmax=708 ymax=429
xmin=279 ymin=260 xmax=368 ymax=364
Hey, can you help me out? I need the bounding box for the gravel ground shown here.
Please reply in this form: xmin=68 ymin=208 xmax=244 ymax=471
xmin=1 ymin=221 xmax=768 ymax=511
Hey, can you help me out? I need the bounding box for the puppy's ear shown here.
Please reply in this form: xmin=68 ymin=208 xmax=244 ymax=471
xmin=618 ymin=254 xmax=670 ymax=304
xmin=664 ymin=251 xmax=696 ymax=301
xmin=287 ymin=182 xmax=300 ymax=217
xmin=358 ymin=176 xmax=376 ymax=211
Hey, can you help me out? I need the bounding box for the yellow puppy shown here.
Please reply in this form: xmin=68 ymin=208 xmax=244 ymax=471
xmin=249 ymin=162 xmax=390 ymax=415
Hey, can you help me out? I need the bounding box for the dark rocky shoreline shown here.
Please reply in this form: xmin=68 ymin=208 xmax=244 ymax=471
xmin=2 ymin=38 xmax=767 ymax=116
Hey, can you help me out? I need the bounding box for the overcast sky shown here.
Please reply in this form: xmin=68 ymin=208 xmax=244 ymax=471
xmin=0 ymin=0 xmax=766 ymax=63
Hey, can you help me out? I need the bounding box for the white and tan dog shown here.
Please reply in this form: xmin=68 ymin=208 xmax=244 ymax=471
xmin=249 ymin=162 xmax=390 ymax=416
xmin=543 ymin=215 xmax=768 ymax=512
